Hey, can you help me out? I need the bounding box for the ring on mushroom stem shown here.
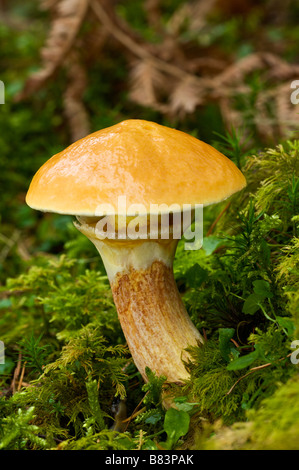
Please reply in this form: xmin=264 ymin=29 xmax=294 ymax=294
xmin=26 ymin=119 xmax=246 ymax=384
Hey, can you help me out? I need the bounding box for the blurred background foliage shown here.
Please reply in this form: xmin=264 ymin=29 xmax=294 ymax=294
xmin=0 ymin=0 xmax=299 ymax=450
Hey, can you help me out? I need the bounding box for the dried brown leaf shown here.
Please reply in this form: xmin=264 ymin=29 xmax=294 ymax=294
xmin=166 ymin=0 xmax=217 ymax=35
xmin=168 ymin=77 xmax=203 ymax=118
xmin=275 ymin=82 xmax=299 ymax=138
xmin=144 ymin=0 xmax=162 ymax=30
xmin=40 ymin=0 xmax=60 ymax=10
xmin=63 ymin=53 xmax=90 ymax=142
xmin=16 ymin=0 xmax=89 ymax=100
xmin=218 ymin=96 xmax=244 ymax=131
xmin=213 ymin=52 xmax=299 ymax=90
xmin=262 ymin=53 xmax=299 ymax=81
xmin=213 ymin=53 xmax=264 ymax=87
xmin=254 ymin=90 xmax=276 ymax=141
xmin=129 ymin=59 xmax=167 ymax=110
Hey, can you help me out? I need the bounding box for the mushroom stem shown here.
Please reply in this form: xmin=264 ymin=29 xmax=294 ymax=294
xmin=75 ymin=219 xmax=204 ymax=383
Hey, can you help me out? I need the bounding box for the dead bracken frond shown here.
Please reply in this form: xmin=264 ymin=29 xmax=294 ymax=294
xmin=16 ymin=0 xmax=299 ymax=141
xmin=63 ymin=51 xmax=91 ymax=142
xmin=16 ymin=0 xmax=89 ymax=100
xmin=129 ymin=59 xmax=167 ymax=112
xmin=168 ymin=77 xmax=204 ymax=119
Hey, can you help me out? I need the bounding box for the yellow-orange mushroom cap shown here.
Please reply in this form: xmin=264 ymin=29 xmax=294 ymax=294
xmin=26 ymin=119 xmax=246 ymax=216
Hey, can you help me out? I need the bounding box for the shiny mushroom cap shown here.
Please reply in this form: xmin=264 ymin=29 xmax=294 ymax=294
xmin=26 ymin=119 xmax=246 ymax=216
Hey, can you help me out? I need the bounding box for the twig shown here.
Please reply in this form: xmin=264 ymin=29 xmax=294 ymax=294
xmin=0 ymin=288 xmax=32 ymax=299
xmin=136 ymin=429 xmax=146 ymax=451
xmin=0 ymin=230 xmax=21 ymax=263
xmin=123 ymin=391 xmax=149 ymax=431
xmin=11 ymin=352 xmax=22 ymax=395
xmin=122 ymin=406 xmax=146 ymax=424
xmin=90 ymin=0 xmax=200 ymax=83
xmin=206 ymin=201 xmax=231 ymax=236
xmin=230 ymin=338 xmax=239 ymax=348
xmin=17 ymin=361 xmax=27 ymax=391
xmin=226 ymin=353 xmax=292 ymax=395
xmin=16 ymin=0 xmax=89 ymax=101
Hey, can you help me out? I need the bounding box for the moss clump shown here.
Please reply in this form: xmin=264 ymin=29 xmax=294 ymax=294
xmin=194 ymin=372 xmax=299 ymax=450
xmin=181 ymin=341 xmax=246 ymax=424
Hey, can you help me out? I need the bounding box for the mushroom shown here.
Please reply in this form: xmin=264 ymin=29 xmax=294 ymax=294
xmin=26 ymin=119 xmax=246 ymax=383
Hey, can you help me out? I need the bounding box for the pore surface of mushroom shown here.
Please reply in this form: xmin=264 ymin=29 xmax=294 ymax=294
xmin=26 ymin=119 xmax=246 ymax=383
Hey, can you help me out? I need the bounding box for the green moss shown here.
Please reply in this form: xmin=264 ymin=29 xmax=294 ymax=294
xmin=195 ymin=372 xmax=299 ymax=450
xmin=247 ymin=374 xmax=299 ymax=449
xmin=182 ymin=341 xmax=246 ymax=424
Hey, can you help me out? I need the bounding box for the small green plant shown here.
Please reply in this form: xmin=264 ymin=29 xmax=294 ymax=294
xmin=0 ymin=407 xmax=48 ymax=450
xmin=85 ymin=379 xmax=106 ymax=432
xmin=213 ymin=127 xmax=251 ymax=170
xmin=18 ymin=333 xmax=50 ymax=376
xmin=159 ymin=407 xmax=191 ymax=450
